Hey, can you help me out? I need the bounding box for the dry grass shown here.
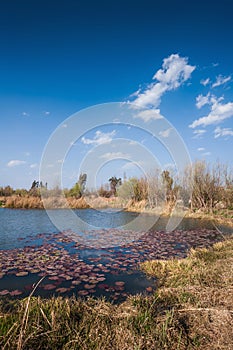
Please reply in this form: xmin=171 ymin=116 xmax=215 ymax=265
xmin=5 ymin=196 xmax=43 ymax=209
xmin=186 ymin=210 xmax=233 ymax=228
xmin=141 ymin=237 xmax=233 ymax=350
xmin=3 ymin=195 xmax=124 ymax=210
xmin=0 ymin=238 xmax=232 ymax=349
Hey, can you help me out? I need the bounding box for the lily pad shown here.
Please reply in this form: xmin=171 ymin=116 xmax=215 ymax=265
xmin=78 ymin=290 xmax=89 ymax=296
xmin=10 ymin=290 xmax=23 ymax=296
xmin=56 ymin=287 xmax=70 ymax=293
xmin=0 ymin=289 xmax=9 ymax=296
xmin=43 ymin=284 xmax=56 ymax=290
xmin=84 ymin=284 xmax=96 ymax=290
xmin=115 ymin=281 xmax=125 ymax=287
xmin=16 ymin=271 xmax=28 ymax=277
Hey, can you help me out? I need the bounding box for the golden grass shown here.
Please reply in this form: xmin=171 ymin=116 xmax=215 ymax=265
xmin=3 ymin=195 xmax=124 ymax=210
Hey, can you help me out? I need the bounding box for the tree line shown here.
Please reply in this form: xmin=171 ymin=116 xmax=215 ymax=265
xmin=0 ymin=161 xmax=232 ymax=212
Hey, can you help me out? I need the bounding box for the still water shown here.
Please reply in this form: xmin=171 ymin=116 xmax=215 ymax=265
xmin=0 ymin=208 xmax=226 ymax=250
xmin=0 ymin=208 xmax=231 ymax=301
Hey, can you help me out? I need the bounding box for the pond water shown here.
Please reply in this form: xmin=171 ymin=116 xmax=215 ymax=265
xmin=0 ymin=208 xmax=232 ymax=302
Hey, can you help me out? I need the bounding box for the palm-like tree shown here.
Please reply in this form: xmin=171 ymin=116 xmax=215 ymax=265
xmin=109 ymin=176 xmax=122 ymax=196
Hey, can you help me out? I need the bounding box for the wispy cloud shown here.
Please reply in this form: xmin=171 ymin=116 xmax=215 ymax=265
xmin=196 ymin=93 xmax=211 ymax=109
xmin=30 ymin=163 xmax=38 ymax=168
xmin=214 ymin=126 xmax=233 ymax=138
xmin=192 ymin=129 xmax=206 ymax=138
xmin=122 ymin=161 xmax=144 ymax=170
xmin=131 ymin=54 xmax=195 ymax=109
xmin=212 ymin=75 xmax=231 ymax=88
xmin=43 ymin=111 xmax=50 ymax=116
xmin=159 ymin=128 xmax=172 ymax=138
xmin=200 ymin=78 xmax=210 ymax=86
xmin=134 ymin=109 xmax=164 ymax=122
xmin=190 ymin=95 xmax=233 ymax=128
xmin=100 ymin=152 xmax=130 ymax=160
xmin=81 ymin=130 xmax=116 ymax=146
xmin=7 ymin=160 xmax=26 ymax=167
xmin=197 ymin=147 xmax=205 ymax=151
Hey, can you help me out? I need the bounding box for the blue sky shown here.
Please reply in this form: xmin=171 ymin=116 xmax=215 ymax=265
xmin=0 ymin=0 xmax=233 ymax=189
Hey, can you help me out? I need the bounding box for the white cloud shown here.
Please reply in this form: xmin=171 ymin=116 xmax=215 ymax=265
xmin=81 ymin=130 xmax=116 ymax=146
xmin=30 ymin=163 xmax=38 ymax=168
xmin=190 ymin=95 xmax=233 ymax=128
xmin=122 ymin=161 xmax=144 ymax=170
xmin=100 ymin=152 xmax=130 ymax=160
xmin=200 ymin=78 xmax=210 ymax=86
xmin=192 ymin=129 xmax=206 ymax=138
xmin=197 ymin=147 xmax=205 ymax=151
xmin=134 ymin=109 xmax=164 ymax=122
xmin=196 ymin=93 xmax=211 ymax=109
xmin=159 ymin=128 xmax=172 ymax=138
xmin=22 ymin=112 xmax=30 ymax=117
xmin=212 ymin=75 xmax=231 ymax=88
xmin=129 ymin=89 xmax=141 ymax=98
xmin=43 ymin=111 xmax=50 ymax=116
xmin=202 ymin=152 xmax=211 ymax=156
xmin=214 ymin=126 xmax=233 ymax=138
xmin=153 ymin=54 xmax=195 ymax=87
xmin=7 ymin=160 xmax=26 ymax=167
xmin=129 ymin=140 xmax=137 ymax=145
xmin=131 ymin=54 xmax=195 ymax=109
xmin=193 ymin=129 xmax=206 ymax=135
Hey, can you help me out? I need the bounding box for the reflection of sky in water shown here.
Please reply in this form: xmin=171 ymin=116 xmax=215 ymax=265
xmin=1 ymin=208 xmax=232 ymax=250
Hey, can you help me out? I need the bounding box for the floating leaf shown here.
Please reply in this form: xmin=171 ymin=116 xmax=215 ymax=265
xmin=43 ymin=284 xmax=56 ymax=290
xmin=56 ymin=287 xmax=70 ymax=293
xmin=115 ymin=281 xmax=125 ymax=287
xmin=16 ymin=271 xmax=28 ymax=277
xmin=84 ymin=284 xmax=96 ymax=290
xmin=78 ymin=290 xmax=89 ymax=296
xmin=0 ymin=290 xmax=9 ymax=295
xmin=10 ymin=290 xmax=23 ymax=296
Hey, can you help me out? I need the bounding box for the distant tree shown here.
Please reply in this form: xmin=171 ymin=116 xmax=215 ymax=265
xmin=161 ymin=170 xmax=180 ymax=208
xmin=98 ymin=185 xmax=112 ymax=198
xmin=29 ymin=180 xmax=40 ymax=196
xmin=117 ymin=178 xmax=137 ymax=200
xmin=132 ymin=178 xmax=148 ymax=202
xmin=15 ymin=188 xmax=28 ymax=197
xmin=30 ymin=180 xmax=39 ymax=190
xmin=109 ymin=176 xmax=122 ymax=196
xmin=78 ymin=173 xmax=87 ymax=195
xmin=162 ymin=170 xmax=174 ymax=203
xmin=147 ymin=169 xmax=164 ymax=208
xmin=190 ymin=161 xmax=222 ymax=212
xmin=69 ymin=183 xmax=81 ymax=198
xmin=0 ymin=185 xmax=14 ymax=196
